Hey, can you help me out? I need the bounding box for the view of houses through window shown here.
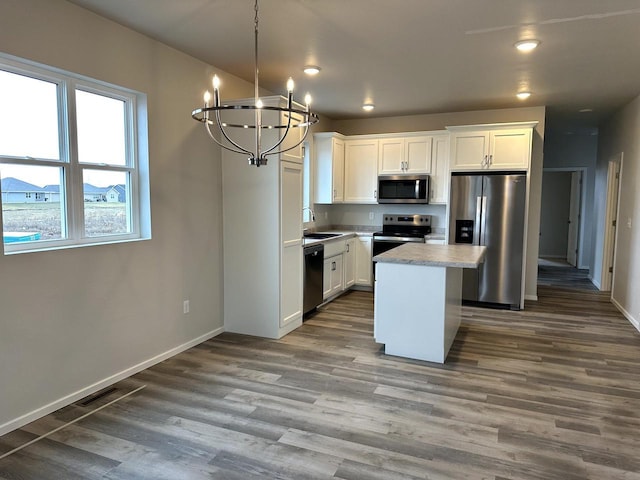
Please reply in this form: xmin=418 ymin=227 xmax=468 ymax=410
xmin=0 ymin=57 xmax=143 ymax=251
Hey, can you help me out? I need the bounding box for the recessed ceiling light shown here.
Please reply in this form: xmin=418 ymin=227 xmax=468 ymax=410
xmin=303 ymin=65 xmax=321 ymax=75
xmin=579 ymin=108 xmax=593 ymax=113
xmin=516 ymin=91 xmax=531 ymax=100
xmin=514 ymin=39 xmax=540 ymax=52
xmin=362 ymin=103 xmax=375 ymax=111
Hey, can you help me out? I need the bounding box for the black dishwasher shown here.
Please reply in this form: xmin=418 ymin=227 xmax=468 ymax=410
xmin=303 ymin=243 xmax=324 ymax=315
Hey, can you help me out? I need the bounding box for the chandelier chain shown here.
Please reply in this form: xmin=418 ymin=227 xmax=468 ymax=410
xmin=254 ymin=0 xmax=259 ymax=102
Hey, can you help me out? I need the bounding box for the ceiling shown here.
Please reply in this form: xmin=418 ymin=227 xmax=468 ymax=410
xmin=67 ymin=0 xmax=640 ymax=132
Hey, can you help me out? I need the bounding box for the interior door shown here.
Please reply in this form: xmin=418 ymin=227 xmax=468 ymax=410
xmin=566 ymin=171 xmax=582 ymax=266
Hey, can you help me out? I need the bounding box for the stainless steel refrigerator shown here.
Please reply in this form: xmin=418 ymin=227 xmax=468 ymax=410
xmin=448 ymin=172 xmax=527 ymax=309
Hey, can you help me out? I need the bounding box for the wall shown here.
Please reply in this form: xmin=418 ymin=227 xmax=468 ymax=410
xmin=326 ymin=106 xmax=546 ymax=302
xmin=595 ymin=94 xmax=640 ymax=330
xmin=542 ymin=132 xmax=599 ymax=270
xmin=539 ymin=172 xmax=571 ymax=257
xmin=0 ymin=0 xmax=255 ymax=434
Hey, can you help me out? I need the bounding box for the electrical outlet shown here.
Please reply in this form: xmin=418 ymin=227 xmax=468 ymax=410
xmin=369 ymin=212 xmax=374 ymax=220
xmin=183 ymin=300 xmax=190 ymax=314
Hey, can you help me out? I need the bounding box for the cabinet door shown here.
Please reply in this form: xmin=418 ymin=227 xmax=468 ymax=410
xmin=279 ymin=112 xmax=303 ymax=164
xmin=330 ymin=255 xmax=344 ymax=296
xmin=430 ymin=135 xmax=450 ymax=204
xmin=378 ymin=138 xmax=404 ymax=174
xmin=355 ymin=236 xmax=373 ymax=286
xmin=488 ymin=129 xmax=531 ymax=169
xmin=314 ymin=134 xmax=344 ymax=204
xmin=332 ymin=137 xmax=345 ymax=202
xmin=344 ymin=139 xmax=378 ymax=203
xmin=405 ymin=136 xmax=432 ymax=174
xmin=344 ymin=238 xmax=356 ymax=289
xmin=450 ymin=131 xmax=488 ymax=170
xmin=323 ymin=257 xmax=332 ymax=300
xmin=280 ymin=161 xmax=303 ymax=328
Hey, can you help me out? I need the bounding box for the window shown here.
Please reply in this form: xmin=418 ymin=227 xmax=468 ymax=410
xmin=0 ymin=54 xmax=150 ymax=253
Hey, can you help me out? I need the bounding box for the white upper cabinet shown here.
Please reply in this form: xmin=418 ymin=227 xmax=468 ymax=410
xmin=430 ymin=134 xmax=450 ymax=204
xmin=344 ymin=138 xmax=379 ymax=203
xmin=448 ymin=122 xmax=537 ymax=171
xmin=280 ymin=111 xmax=304 ymax=164
xmin=314 ymin=132 xmax=345 ymax=203
xmin=379 ymin=135 xmax=432 ymax=175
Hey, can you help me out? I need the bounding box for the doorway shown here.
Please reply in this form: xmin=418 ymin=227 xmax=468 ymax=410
xmin=538 ymin=168 xmax=592 ymax=290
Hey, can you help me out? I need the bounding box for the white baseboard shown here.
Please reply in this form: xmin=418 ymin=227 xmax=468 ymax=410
xmin=0 ymin=327 xmax=224 ymax=437
xmin=611 ymin=297 xmax=640 ymax=333
xmin=590 ymin=276 xmax=602 ymax=290
xmin=524 ymin=294 xmax=538 ymax=301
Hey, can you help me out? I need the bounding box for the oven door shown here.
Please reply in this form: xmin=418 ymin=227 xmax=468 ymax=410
xmin=372 ymin=236 xmax=424 ymax=280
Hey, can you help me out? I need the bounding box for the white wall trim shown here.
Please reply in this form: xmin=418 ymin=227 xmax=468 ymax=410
xmin=525 ymin=294 xmax=538 ymax=301
xmin=590 ymin=275 xmax=602 ymax=290
xmin=0 ymin=327 xmax=224 ymax=437
xmin=611 ymin=297 xmax=640 ymax=333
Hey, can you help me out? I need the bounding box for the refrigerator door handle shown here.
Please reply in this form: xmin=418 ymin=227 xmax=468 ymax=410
xmin=480 ymin=195 xmax=487 ymax=245
xmin=474 ymin=196 xmax=483 ymax=245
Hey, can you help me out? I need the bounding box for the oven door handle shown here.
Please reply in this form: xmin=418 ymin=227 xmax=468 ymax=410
xmin=373 ymin=236 xmax=425 ymax=243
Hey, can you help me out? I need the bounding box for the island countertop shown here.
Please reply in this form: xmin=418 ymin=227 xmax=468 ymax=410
xmin=373 ymin=243 xmax=487 ymax=269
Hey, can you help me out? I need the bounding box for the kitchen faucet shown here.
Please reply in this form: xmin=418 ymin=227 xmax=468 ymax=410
xmin=302 ymin=207 xmax=316 ymax=222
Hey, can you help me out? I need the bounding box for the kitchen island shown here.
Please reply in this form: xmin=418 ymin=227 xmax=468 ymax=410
xmin=373 ymin=243 xmax=486 ymax=363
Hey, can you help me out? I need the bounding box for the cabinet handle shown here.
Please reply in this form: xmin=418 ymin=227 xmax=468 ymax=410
xmin=346 ymin=244 xmax=350 ymax=253
xmin=488 ymin=154 xmax=493 ymax=166
xmin=333 ymin=189 xmax=337 ymax=199
xmin=374 ymin=189 xmax=377 ymax=199
xmin=332 ymin=261 xmax=336 ymax=271
xmin=482 ymin=155 xmax=488 ymax=167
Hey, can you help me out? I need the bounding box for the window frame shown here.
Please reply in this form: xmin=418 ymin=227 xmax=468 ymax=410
xmin=0 ymin=54 xmax=149 ymax=254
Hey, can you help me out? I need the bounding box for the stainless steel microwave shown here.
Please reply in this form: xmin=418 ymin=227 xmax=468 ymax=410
xmin=377 ymin=175 xmax=430 ymax=204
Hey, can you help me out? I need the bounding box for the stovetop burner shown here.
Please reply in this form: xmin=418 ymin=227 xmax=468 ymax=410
xmin=374 ymin=214 xmax=432 ymax=238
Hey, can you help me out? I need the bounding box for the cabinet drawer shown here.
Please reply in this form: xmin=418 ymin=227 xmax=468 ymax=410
xmin=323 ymin=239 xmax=346 ymax=258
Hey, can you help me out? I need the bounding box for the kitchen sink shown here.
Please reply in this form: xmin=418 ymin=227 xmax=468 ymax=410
xmin=303 ymin=232 xmax=342 ymax=239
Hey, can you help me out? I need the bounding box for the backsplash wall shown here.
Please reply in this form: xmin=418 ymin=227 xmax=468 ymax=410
xmin=313 ymin=203 xmax=447 ymax=232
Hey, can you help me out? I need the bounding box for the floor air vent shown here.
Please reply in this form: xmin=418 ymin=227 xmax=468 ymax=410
xmin=75 ymin=387 xmax=118 ymax=407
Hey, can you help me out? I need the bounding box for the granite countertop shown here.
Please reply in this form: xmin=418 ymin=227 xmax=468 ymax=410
xmin=373 ymin=243 xmax=486 ymax=268
xmin=302 ymin=231 xmax=356 ymax=246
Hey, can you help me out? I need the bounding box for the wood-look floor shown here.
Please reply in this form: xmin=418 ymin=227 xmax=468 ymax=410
xmin=1 ymin=284 xmax=639 ymax=479
xmin=537 ymin=262 xmax=597 ymax=291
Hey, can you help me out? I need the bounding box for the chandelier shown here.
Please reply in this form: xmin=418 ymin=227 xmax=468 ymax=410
xmin=191 ymin=0 xmax=319 ymax=167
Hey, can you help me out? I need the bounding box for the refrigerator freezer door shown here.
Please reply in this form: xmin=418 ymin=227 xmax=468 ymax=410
xmin=449 ymin=175 xmax=483 ymax=301
xmin=478 ymin=174 xmax=527 ymax=307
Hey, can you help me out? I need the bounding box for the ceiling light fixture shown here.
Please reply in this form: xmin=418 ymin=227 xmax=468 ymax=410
xmin=191 ymin=0 xmax=319 ymax=167
xmin=514 ymin=39 xmax=540 ymax=52
xmin=303 ymin=65 xmax=321 ymax=75
xmin=579 ymin=108 xmax=593 ymax=113
xmin=362 ymin=103 xmax=375 ymax=112
xmin=516 ymin=91 xmax=531 ymax=100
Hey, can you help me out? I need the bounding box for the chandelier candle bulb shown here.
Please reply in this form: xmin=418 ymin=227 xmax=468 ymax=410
xmin=287 ymin=77 xmax=294 ymax=92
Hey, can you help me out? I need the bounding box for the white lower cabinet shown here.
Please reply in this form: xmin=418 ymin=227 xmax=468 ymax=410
xmin=355 ymin=235 xmax=373 ymax=286
xmin=323 ymin=254 xmax=344 ymax=300
xmin=344 ymin=238 xmax=356 ymax=288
